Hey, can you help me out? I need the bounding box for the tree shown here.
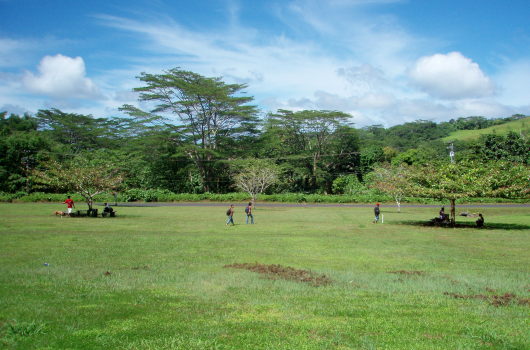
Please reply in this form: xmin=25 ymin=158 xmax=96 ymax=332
xmin=368 ymin=163 xmax=410 ymax=212
xmin=35 ymin=109 xmax=114 ymax=154
xmin=33 ymin=155 xmax=123 ymax=210
xmin=332 ymin=174 xmax=367 ymax=195
xmin=265 ymin=109 xmax=353 ymax=191
xmin=359 ymin=145 xmax=384 ymax=177
xmin=0 ymin=113 xmax=52 ymax=192
xmin=477 ymin=131 xmax=529 ymax=164
xmin=120 ymin=67 xmax=259 ymax=192
xmin=405 ymin=161 xmax=529 ymax=225
xmin=231 ymin=159 xmax=280 ymax=204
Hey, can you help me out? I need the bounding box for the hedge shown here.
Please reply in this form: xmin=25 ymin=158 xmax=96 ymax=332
xmin=1 ymin=190 xmax=527 ymax=204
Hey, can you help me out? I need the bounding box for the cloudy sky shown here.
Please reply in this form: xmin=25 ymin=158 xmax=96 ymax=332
xmin=1 ymin=0 xmax=530 ymax=126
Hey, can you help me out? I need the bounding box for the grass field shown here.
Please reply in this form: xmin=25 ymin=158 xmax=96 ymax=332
xmin=442 ymin=117 xmax=530 ymax=142
xmin=1 ymin=203 xmax=529 ymax=349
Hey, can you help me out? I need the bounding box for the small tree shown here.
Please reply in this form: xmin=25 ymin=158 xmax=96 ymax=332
xmin=231 ymin=159 xmax=280 ymax=204
xmin=33 ymin=157 xmax=123 ymax=210
xmin=406 ymin=161 xmax=529 ymax=225
xmin=368 ymin=163 xmax=410 ymax=212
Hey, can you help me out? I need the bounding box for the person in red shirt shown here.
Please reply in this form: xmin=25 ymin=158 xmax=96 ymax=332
xmin=63 ymin=196 xmax=75 ymax=216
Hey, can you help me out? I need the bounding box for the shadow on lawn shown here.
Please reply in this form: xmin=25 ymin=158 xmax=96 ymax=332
xmin=398 ymin=220 xmax=530 ymax=231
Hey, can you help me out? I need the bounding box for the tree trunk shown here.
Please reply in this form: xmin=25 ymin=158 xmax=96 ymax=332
xmin=86 ymin=197 xmax=93 ymax=210
xmin=450 ymin=199 xmax=456 ymax=226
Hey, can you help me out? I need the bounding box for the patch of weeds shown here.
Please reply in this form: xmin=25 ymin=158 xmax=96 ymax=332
xmin=388 ymin=270 xmax=425 ymax=276
xmin=131 ymin=265 xmax=150 ymax=270
xmin=1 ymin=320 xmax=46 ymax=346
xmin=465 ymin=327 xmax=527 ymax=349
xmin=6 ymin=320 xmax=46 ymax=337
xmin=224 ymin=263 xmax=332 ymax=287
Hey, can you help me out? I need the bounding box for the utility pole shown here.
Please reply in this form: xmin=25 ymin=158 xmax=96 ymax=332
xmin=448 ymin=143 xmax=455 ymax=163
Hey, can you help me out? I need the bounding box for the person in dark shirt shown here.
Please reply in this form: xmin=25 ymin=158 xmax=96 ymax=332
xmin=373 ymin=203 xmax=380 ymax=223
xmin=476 ymin=213 xmax=484 ymax=228
xmin=103 ymin=202 xmax=114 ymax=216
xmin=245 ymin=202 xmax=254 ymax=224
xmin=226 ymin=204 xmax=235 ymax=226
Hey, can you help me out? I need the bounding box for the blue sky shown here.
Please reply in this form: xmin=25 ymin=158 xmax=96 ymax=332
xmin=1 ymin=0 xmax=530 ymax=126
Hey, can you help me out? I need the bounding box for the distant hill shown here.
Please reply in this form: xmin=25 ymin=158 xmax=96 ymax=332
xmin=442 ymin=116 xmax=530 ymax=142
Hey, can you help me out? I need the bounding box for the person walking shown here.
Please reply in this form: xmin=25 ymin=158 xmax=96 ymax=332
xmin=245 ymin=202 xmax=254 ymax=224
xmin=63 ymin=195 xmax=75 ymax=216
xmin=226 ymin=204 xmax=235 ymax=226
xmin=373 ymin=203 xmax=380 ymax=223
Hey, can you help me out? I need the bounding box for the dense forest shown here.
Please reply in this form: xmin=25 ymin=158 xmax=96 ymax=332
xmin=1 ymin=68 xmax=529 ymax=197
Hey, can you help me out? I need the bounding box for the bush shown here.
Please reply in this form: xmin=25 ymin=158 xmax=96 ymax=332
xmin=1 ymin=191 xmax=528 ymax=204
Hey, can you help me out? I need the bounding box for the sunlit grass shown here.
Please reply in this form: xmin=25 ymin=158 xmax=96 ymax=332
xmin=442 ymin=116 xmax=530 ymax=141
xmin=0 ymin=203 xmax=529 ymax=349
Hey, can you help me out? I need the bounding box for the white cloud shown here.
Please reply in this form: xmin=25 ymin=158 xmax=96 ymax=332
xmin=23 ymin=54 xmax=103 ymax=99
xmin=495 ymin=59 xmax=530 ymax=107
xmin=3 ymin=1 xmax=527 ymax=126
xmin=94 ymin=13 xmax=514 ymax=126
xmin=409 ymin=52 xmax=495 ymax=100
xmin=0 ymin=38 xmax=28 ymax=68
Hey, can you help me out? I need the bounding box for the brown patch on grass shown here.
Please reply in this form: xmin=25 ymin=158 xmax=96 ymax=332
xmin=224 ymin=263 xmax=332 ymax=287
xmin=443 ymin=292 xmax=528 ymax=307
xmin=518 ymin=298 xmax=530 ymax=306
xmin=388 ymin=270 xmax=425 ymax=276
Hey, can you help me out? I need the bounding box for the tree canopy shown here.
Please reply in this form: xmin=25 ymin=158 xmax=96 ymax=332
xmin=0 ymin=67 xmax=528 ymax=201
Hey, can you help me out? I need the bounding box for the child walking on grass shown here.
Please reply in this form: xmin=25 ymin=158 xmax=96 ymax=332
xmin=226 ymin=204 xmax=235 ymax=226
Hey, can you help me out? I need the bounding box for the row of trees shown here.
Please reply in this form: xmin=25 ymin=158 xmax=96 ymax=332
xmin=1 ymin=67 xmax=529 ymax=214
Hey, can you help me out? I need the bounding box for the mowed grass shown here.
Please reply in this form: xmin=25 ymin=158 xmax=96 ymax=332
xmin=0 ymin=203 xmax=529 ymax=349
xmin=442 ymin=116 xmax=530 ymax=142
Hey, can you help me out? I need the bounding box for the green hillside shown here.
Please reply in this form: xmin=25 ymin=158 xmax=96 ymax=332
xmin=442 ymin=116 xmax=530 ymax=142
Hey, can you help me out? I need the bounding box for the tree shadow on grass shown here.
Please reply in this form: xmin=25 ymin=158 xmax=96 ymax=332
xmin=398 ymin=220 xmax=530 ymax=231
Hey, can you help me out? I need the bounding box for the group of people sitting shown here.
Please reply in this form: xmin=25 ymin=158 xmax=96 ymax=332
xmin=438 ymin=207 xmax=484 ymax=227
xmin=102 ymin=202 xmax=116 ymax=217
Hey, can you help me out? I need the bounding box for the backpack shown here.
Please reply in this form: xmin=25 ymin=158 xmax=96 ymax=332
xmin=226 ymin=208 xmax=231 ymax=216
xmin=245 ymin=206 xmax=250 ymax=214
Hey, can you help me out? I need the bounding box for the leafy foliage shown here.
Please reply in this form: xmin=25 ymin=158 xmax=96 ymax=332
xmin=32 ymin=156 xmax=123 ymax=209
xmin=404 ymin=161 xmax=529 ymax=223
xmin=0 ymin=68 xmax=528 ymax=199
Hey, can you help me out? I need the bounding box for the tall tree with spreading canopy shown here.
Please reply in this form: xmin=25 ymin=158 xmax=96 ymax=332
xmin=405 ymin=161 xmax=529 ymax=225
xmin=120 ymin=68 xmax=259 ymax=192
xmin=264 ymin=109 xmax=353 ymax=191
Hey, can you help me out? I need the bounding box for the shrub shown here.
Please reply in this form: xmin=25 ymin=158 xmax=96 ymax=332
xmin=1 ymin=190 xmax=527 ymax=204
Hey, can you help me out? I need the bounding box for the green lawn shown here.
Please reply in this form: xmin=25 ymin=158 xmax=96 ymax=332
xmin=1 ymin=203 xmax=529 ymax=349
xmin=442 ymin=117 xmax=530 ymax=142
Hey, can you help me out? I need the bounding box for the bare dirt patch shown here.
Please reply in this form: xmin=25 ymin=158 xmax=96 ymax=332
xmin=224 ymin=263 xmax=332 ymax=287
xmin=443 ymin=292 xmax=528 ymax=307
